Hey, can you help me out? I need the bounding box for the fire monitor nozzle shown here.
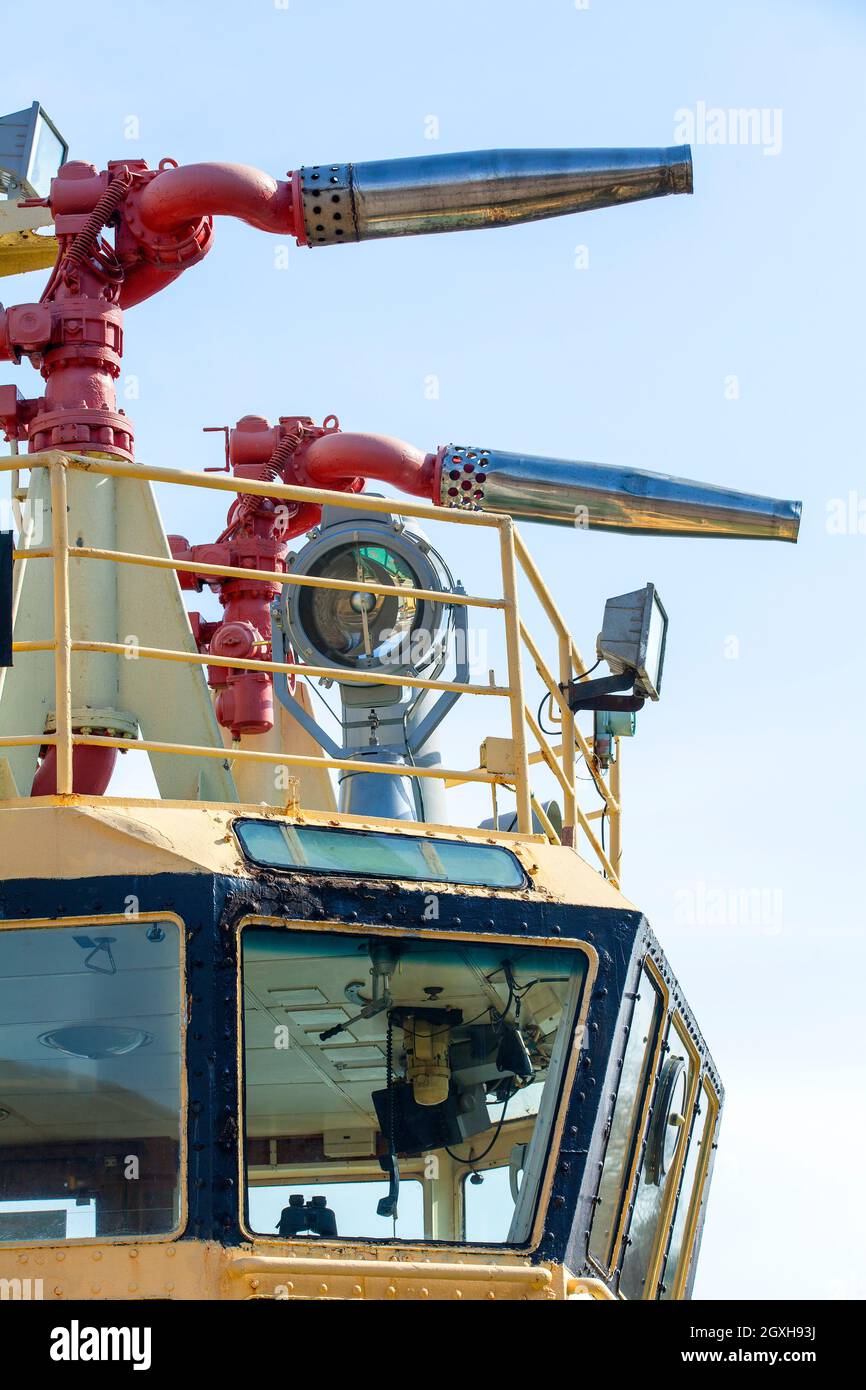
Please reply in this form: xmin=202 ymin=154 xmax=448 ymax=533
xmin=437 ymin=446 xmax=801 ymax=542
xmin=299 ymin=146 xmax=692 ymax=245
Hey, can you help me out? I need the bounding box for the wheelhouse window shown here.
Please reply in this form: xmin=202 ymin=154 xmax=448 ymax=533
xmin=588 ymin=963 xmax=663 ymax=1270
xmin=462 ymin=1163 xmax=521 ymax=1243
xmin=659 ymin=1077 xmax=719 ymax=1299
xmin=234 ymin=821 xmax=525 ymax=889
xmin=618 ymin=1014 xmax=698 ymax=1299
xmin=0 ymin=919 xmax=183 ymax=1243
xmin=242 ymin=926 xmax=587 ymax=1246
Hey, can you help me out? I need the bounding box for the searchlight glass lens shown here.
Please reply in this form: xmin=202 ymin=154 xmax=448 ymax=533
xmin=298 ymin=542 xmax=420 ymax=670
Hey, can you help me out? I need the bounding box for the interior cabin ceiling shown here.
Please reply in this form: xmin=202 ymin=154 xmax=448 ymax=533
xmin=0 ymin=927 xmax=179 ymax=1143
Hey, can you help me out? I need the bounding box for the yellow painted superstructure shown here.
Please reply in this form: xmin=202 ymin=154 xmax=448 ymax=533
xmin=0 ymin=452 xmax=720 ymax=1301
xmin=0 ymin=796 xmax=718 ymax=1300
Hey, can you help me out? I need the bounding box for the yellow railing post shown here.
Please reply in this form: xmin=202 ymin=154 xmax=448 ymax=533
xmin=49 ymin=456 xmax=73 ymax=794
xmin=558 ymin=633 xmax=577 ymax=847
xmin=498 ymin=517 xmax=532 ymax=835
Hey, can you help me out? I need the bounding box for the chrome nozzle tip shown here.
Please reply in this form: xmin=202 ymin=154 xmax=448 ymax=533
xmin=781 ymin=499 xmax=802 ymax=542
xmin=667 ymin=144 xmax=693 ymax=194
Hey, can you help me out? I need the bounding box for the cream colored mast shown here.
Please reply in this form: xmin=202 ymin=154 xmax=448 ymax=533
xmin=0 ymin=463 xmax=238 ymax=801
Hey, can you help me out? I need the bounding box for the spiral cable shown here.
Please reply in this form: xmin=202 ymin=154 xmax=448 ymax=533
xmin=41 ymin=170 xmax=134 ymax=303
xmin=218 ymin=420 xmax=307 ymax=542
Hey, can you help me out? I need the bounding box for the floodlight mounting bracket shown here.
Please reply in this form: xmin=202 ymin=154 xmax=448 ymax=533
xmin=561 ymin=670 xmax=646 ymax=713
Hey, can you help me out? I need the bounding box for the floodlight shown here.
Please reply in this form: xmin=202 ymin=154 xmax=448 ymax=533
xmin=0 ymin=102 xmax=68 ymax=199
xmin=596 ymin=583 xmax=668 ymax=701
xmin=561 ymin=582 xmax=667 ymax=714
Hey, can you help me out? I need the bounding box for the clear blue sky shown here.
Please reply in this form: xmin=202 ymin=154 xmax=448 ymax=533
xmin=3 ymin=0 xmax=865 ymax=1298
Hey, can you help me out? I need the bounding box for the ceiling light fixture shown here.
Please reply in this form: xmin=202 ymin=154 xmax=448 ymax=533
xmin=38 ymin=1026 xmax=153 ymax=1060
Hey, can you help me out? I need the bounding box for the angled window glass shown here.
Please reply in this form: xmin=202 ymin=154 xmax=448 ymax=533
xmin=0 ymin=920 xmax=183 ymax=1243
xmin=243 ymin=926 xmax=586 ymax=1246
xmin=235 ymin=821 xmax=525 ymax=889
xmin=462 ymin=1164 xmax=519 ymax=1242
xmin=660 ymin=1077 xmax=719 ymax=1299
xmin=619 ymin=1017 xmax=696 ymax=1298
xmin=588 ymin=965 xmax=662 ymax=1270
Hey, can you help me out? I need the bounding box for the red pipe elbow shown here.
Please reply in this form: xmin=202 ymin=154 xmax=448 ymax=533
xmin=299 ymin=432 xmax=438 ymax=499
xmin=118 ymin=261 xmax=186 ymax=309
xmin=135 ymin=163 xmax=304 ymax=239
xmin=31 ymin=744 xmax=118 ymax=797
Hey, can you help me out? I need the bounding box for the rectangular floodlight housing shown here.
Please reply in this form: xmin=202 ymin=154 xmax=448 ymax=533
xmin=597 ymin=582 xmax=668 ymax=701
xmin=0 ymin=103 xmax=68 ymax=199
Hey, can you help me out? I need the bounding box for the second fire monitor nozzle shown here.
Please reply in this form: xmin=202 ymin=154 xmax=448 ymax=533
xmin=437 ymin=446 xmax=801 ymax=542
xmin=299 ymin=146 xmax=692 ymax=245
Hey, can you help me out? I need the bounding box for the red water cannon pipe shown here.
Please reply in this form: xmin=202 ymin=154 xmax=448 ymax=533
xmin=131 ymin=162 xmax=305 ymax=240
xmin=0 ymin=157 xmax=228 ymax=458
xmin=31 ymin=743 xmax=117 ymax=797
xmin=299 ymin=430 xmax=436 ymax=497
xmin=1 ymin=144 xmax=694 ymax=459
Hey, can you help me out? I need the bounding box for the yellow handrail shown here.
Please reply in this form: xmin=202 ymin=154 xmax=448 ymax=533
xmin=71 ymin=640 xmax=511 ymax=700
xmin=68 ymin=545 xmax=507 ymax=611
xmin=1 ymin=449 xmax=622 ymax=885
xmin=73 ymin=733 xmax=507 ymax=786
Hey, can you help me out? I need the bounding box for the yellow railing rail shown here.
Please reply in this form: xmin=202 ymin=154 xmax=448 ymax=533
xmin=0 ymin=449 xmax=623 ymax=886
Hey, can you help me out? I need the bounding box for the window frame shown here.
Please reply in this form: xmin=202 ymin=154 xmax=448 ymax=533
xmin=236 ymin=914 xmax=597 ymax=1256
xmin=0 ymin=910 xmax=188 ymax=1249
xmin=662 ymin=1074 xmax=720 ymax=1300
xmin=247 ymin=1168 xmax=429 ymax=1243
xmin=458 ymin=1113 xmax=536 ymax=1244
xmin=587 ymin=953 xmax=668 ymax=1280
xmin=232 ymin=819 xmax=528 ymax=891
xmin=620 ymin=1008 xmax=702 ymax=1299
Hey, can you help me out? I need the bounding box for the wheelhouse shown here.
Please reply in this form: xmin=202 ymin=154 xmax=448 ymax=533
xmin=0 ymin=802 xmax=721 ymax=1300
